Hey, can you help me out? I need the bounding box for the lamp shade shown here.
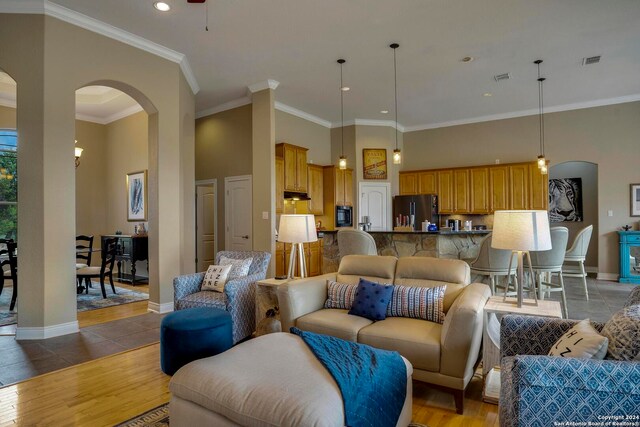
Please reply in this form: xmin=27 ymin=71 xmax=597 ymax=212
xmin=491 ymin=210 xmax=551 ymax=251
xmin=278 ymin=214 xmax=318 ymax=243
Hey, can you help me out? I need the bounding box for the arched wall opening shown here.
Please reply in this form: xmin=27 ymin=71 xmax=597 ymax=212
xmin=549 ymin=161 xmax=599 ymax=271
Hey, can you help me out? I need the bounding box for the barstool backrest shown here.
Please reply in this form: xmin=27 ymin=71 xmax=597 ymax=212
xmin=528 ymin=227 xmax=569 ymax=270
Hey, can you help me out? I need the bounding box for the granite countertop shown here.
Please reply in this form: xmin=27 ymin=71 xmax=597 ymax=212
xmin=317 ymin=229 xmax=490 ymax=235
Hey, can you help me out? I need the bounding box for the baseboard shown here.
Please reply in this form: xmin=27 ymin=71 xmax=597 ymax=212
xmin=596 ymin=272 xmax=619 ymax=281
xmin=16 ymin=321 xmax=80 ymax=340
xmin=148 ymin=301 xmax=174 ymax=314
xmin=585 ymin=266 xmax=598 ymax=273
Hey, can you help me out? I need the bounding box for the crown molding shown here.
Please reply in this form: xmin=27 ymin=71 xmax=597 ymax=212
xmin=0 ymin=0 xmax=200 ymax=95
xmin=274 ymin=102 xmax=332 ymax=128
xmin=0 ymin=94 xmax=16 ymax=109
xmin=404 ymin=93 xmax=640 ymax=132
xmin=331 ymin=118 xmax=405 ymax=132
xmin=196 ymin=96 xmax=252 ymax=119
xmin=103 ymin=103 xmax=145 ymax=124
xmin=247 ymin=79 xmax=280 ymax=94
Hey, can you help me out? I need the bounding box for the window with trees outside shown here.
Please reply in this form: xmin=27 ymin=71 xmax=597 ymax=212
xmin=0 ymin=130 xmax=17 ymax=240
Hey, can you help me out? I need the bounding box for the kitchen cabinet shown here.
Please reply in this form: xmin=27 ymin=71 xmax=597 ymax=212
xmin=418 ymin=171 xmax=438 ymax=194
xmin=276 ymin=143 xmax=308 ymax=193
xmin=437 ymin=170 xmax=454 ymax=214
xmin=529 ymin=164 xmax=549 ymax=210
xmin=275 ymin=241 xmax=285 ymax=277
xmin=399 ymin=172 xmax=418 ymax=195
xmin=276 ymin=157 xmax=284 ymax=214
xmin=453 ymin=169 xmax=470 ymax=213
xmin=277 ymin=239 xmax=323 ymax=277
xmin=470 ymin=167 xmax=490 ymax=214
xmin=489 ymin=166 xmax=509 ymax=212
xmin=509 ymin=164 xmax=530 ymax=210
xmin=344 ymin=169 xmax=354 ymax=207
xmin=307 ymin=164 xmax=324 ymax=215
xmin=318 ymin=166 xmax=354 ymax=229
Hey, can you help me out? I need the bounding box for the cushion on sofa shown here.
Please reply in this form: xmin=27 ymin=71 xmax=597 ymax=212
xmin=296 ymin=309 xmax=373 ymax=342
xmin=324 ymin=280 xmax=357 ymax=309
xmin=358 ymin=317 xmax=441 ymax=372
xmin=348 ymin=278 xmax=394 ymax=321
xmin=387 ymin=284 xmax=446 ymax=324
xmin=336 ymin=255 xmax=397 ymax=285
xmin=394 ymin=257 xmax=470 ymax=313
xmin=601 ymin=304 xmax=640 ymax=361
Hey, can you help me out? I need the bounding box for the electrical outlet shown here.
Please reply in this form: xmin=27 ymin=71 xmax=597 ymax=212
xmin=495 ymin=159 xmax=500 ymax=164
xmin=262 ymin=211 xmax=269 ymax=220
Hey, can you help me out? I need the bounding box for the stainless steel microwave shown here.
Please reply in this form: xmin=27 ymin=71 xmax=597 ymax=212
xmin=336 ymin=205 xmax=353 ymax=228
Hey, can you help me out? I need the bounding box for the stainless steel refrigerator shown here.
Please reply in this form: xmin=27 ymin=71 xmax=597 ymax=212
xmin=392 ymin=194 xmax=439 ymax=230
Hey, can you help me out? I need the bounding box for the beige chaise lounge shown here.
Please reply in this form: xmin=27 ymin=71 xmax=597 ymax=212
xmin=277 ymin=255 xmax=491 ymax=414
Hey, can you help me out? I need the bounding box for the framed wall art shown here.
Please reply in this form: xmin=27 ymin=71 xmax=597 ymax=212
xmin=127 ymin=170 xmax=148 ymax=221
xmin=631 ymin=183 xmax=640 ymax=217
xmin=549 ymin=177 xmax=583 ymax=222
xmin=362 ymin=148 xmax=387 ymax=180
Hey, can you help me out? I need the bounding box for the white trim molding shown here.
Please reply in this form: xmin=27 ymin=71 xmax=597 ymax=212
xmin=275 ymin=102 xmax=332 ymax=128
xmin=16 ymin=321 xmax=80 ymax=340
xmin=196 ymin=96 xmax=252 ymax=119
xmin=76 ymin=103 xmax=144 ymax=125
xmin=0 ymin=0 xmax=200 ymax=95
xmin=148 ymin=301 xmax=174 ymax=314
xmin=247 ymin=80 xmax=280 ymax=94
xmin=334 ymin=118 xmax=405 ymax=132
xmin=596 ymin=272 xmax=619 ymax=281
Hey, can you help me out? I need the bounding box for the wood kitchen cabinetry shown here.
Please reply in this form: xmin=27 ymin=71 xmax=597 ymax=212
xmin=307 ymin=164 xmax=324 ymax=215
xmin=399 ymin=161 xmax=548 ymax=214
xmin=317 ymin=166 xmax=354 ymax=230
xmin=275 ymin=157 xmax=284 ymax=214
xmin=275 ymin=239 xmax=323 ymax=278
xmin=276 ymin=143 xmax=308 ymax=193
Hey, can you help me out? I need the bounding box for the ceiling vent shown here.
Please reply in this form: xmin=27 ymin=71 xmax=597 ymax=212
xmin=582 ymin=56 xmax=601 ymax=65
xmin=494 ymin=73 xmax=511 ymax=82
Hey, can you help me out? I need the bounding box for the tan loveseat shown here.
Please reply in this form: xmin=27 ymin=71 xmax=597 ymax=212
xmin=277 ymin=255 xmax=491 ymax=414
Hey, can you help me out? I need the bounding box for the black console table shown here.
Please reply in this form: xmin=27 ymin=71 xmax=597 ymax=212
xmin=101 ymin=235 xmax=149 ymax=285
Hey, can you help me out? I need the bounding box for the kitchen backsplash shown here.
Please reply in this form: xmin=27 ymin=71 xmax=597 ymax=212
xmin=439 ymin=214 xmax=494 ymax=229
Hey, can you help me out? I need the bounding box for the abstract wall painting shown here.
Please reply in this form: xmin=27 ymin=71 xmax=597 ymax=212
xmin=127 ymin=170 xmax=148 ymax=221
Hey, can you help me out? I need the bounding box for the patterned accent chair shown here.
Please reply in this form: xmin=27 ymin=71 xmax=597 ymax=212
xmin=173 ymin=251 xmax=271 ymax=344
xmin=499 ymin=308 xmax=640 ymax=426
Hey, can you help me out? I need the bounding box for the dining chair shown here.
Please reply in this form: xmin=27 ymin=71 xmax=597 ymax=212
xmin=76 ymin=237 xmax=118 ymax=298
xmin=0 ymin=239 xmax=17 ymax=311
xmin=76 ymin=235 xmax=94 ymax=290
xmin=469 ymin=234 xmax=518 ymax=295
xmin=337 ymin=229 xmax=377 ymax=260
xmin=562 ymin=225 xmax=593 ymax=300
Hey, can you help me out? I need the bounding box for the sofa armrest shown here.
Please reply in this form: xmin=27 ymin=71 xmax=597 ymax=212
xmin=500 ymin=315 xmax=605 ymax=358
xmin=439 ymin=282 xmax=491 ymax=386
xmin=500 ymin=355 xmax=640 ymax=425
xmin=277 ymin=273 xmax=336 ymax=332
xmin=173 ymin=272 xmax=205 ymax=306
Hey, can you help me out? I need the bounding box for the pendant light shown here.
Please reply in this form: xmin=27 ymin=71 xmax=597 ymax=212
xmin=337 ymin=59 xmax=347 ymax=170
xmin=535 ymin=59 xmax=548 ymax=175
xmin=390 ymin=43 xmax=401 ymax=164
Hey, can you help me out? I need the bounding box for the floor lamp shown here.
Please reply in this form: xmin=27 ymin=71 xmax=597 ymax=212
xmin=491 ymin=210 xmax=551 ymax=307
xmin=278 ymin=214 xmax=318 ymax=279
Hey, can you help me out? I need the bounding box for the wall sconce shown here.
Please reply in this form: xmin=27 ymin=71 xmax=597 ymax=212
xmin=75 ymin=139 xmax=83 ymax=168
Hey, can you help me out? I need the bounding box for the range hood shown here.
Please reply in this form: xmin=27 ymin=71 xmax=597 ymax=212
xmin=284 ymin=191 xmax=311 ymax=201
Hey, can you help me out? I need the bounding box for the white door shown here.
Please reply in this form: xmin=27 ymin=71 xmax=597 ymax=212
xmin=359 ymin=182 xmax=391 ymax=231
xmin=225 ymin=175 xmax=253 ymax=251
xmin=196 ymin=182 xmax=216 ymax=272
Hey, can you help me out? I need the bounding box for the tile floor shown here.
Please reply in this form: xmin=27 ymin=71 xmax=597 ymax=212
xmin=0 ymin=312 xmax=165 ymax=386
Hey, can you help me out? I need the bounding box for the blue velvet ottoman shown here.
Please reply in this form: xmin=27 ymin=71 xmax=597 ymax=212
xmin=160 ymin=307 xmax=233 ymax=375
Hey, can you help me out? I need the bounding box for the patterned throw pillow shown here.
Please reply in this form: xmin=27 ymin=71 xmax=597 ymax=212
xmin=219 ymin=256 xmax=253 ymax=279
xmin=601 ymin=304 xmax=640 ymax=361
xmin=548 ymin=319 xmax=609 ymax=359
xmin=348 ymin=278 xmax=394 ymax=321
xmin=201 ymin=264 xmax=232 ymax=292
xmin=324 ymin=280 xmax=357 ymax=309
xmin=386 ymin=285 xmax=447 ymax=324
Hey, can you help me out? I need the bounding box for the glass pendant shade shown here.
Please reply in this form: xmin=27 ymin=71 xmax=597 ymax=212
xmin=540 ymin=164 xmax=548 ymax=175
xmin=338 ymin=156 xmax=347 ymax=170
xmin=537 ymin=155 xmax=546 ymax=168
xmin=393 ymin=149 xmax=402 ymax=164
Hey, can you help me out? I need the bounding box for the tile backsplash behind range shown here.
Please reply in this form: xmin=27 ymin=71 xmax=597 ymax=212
xmin=439 ymin=214 xmax=494 ymax=229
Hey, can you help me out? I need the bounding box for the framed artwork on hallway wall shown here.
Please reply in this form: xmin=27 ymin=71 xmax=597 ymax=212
xmin=127 ymin=170 xmax=148 ymax=221
xmin=631 ymin=183 xmax=640 ymax=217
xmin=549 ymin=177 xmax=583 ymax=222
xmin=363 ymin=148 xmax=387 ymax=180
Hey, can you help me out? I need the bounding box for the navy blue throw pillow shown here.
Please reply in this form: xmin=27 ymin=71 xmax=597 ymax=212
xmin=348 ymin=278 xmax=394 ymax=321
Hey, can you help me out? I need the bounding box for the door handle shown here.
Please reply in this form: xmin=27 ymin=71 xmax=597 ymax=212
xmin=242 ymin=235 xmax=249 ymax=239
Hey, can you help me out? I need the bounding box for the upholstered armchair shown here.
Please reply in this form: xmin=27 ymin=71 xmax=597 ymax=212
xmin=499 ymin=314 xmax=640 ymax=426
xmin=173 ymin=251 xmax=271 ymax=343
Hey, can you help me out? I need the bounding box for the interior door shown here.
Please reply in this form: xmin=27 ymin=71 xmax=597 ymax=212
xmin=359 ymin=182 xmax=391 ymax=231
xmin=196 ymin=183 xmax=216 ymax=272
xmin=225 ymin=176 xmax=253 ymax=251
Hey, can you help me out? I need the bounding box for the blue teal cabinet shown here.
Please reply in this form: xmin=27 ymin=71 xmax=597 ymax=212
xmin=619 ymin=231 xmax=640 ymax=284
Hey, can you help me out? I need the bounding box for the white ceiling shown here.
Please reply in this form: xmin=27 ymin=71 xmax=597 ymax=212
xmin=7 ymin=0 xmax=640 ymax=129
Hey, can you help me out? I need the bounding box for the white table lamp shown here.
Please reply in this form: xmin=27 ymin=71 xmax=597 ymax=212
xmin=492 ymin=210 xmax=551 ymax=307
xmin=278 ymin=214 xmax=318 ymax=279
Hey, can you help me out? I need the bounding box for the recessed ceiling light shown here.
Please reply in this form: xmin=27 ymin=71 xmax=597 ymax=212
xmin=461 ymin=56 xmax=475 ymax=63
xmin=483 ymin=92 xmax=493 ymax=97
xmin=153 ymin=2 xmax=171 ymax=12
xmin=340 ymin=86 xmax=350 ymax=92
xmin=380 ymin=110 xmax=389 ymax=114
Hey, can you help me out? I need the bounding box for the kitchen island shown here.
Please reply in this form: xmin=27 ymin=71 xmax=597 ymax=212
xmin=320 ymin=229 xmax=491 ymax=274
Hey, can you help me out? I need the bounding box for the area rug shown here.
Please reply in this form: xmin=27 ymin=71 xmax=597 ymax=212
xmin=116 ymin=403 xmax=169 ymax=427
xmin=0 ymin=283 xmax=148 ymax=326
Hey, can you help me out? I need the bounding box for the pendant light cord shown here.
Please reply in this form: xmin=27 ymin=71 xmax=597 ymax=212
xmin=393 ymin=45 xmax=398 ymax=150
xmin=537 ymin=61 xmax=545 ymax=158
xmin=340 ymin=60 xmax=344 ymax=157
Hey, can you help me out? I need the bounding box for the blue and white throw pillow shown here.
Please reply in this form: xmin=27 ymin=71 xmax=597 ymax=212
xmin=387 ymin=284 xmax=446 ymax=324
xmin=219 ymin=256 xmax=253 ymax=279
xmin=324 ymin=280 xmax=357 ymax=309
xmin=201 ymin=264 xmax=233 ymax=292
xmin=348 ymin=278 xmax=394 ymax=321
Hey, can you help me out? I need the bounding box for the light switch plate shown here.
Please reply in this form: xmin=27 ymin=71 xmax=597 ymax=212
xmin=262 ymin=211 xmax=269 ymax=219
xmin=608 ymin=210 xmax=613 ymax=217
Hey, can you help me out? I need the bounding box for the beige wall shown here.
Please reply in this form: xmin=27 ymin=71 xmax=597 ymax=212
xmin=403 ymin=102 xmax=640 ymax=276
xmin=0 ymin=105 xmax=16 ymax=128
xmin=195 ymin=104 xmax=252 ymax=251
xmin=275 ymin=110 xmax=331 ymax=165
xmin=0 ymin=13 xmax=195 ymax=335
